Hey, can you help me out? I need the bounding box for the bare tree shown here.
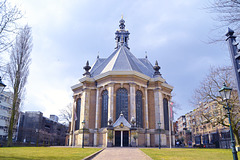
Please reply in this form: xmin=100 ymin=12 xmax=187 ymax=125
xmin=0 ymin=0 xmax=22 ymax=53
xmin=7 ymin=25 xmax=32 ymax=146
xmin=170 ymin=92 xmax=182 ymax=120
xmin=59 ymin=103 xmax=72 ymax=126
xmin=192 ymin=66 xmax=240 ymax=145
xmin=204 ymin=0 xmax=240 ymax=43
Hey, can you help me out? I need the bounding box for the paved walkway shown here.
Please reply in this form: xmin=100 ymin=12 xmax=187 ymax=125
xmin=92 ymin=148 xmax=152 ymax=160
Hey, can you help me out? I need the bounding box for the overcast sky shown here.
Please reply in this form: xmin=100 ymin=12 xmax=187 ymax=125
xmin=5 ymin=0 xmax=232 ymax=121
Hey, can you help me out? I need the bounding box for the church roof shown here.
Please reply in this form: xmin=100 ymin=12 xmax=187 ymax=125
xmin=90 ymin=46 xmax=156 ymax=78
xmin=81 ymin=17 xmax=163 ymax=80
xmin=113 ymin=113 xmax=131 ymax=128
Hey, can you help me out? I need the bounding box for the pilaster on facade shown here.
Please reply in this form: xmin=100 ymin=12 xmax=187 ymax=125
xmin=130 ymin=82 xmax=136 ymax=120
xmin=154 ymin=87 xmax=164 ymax=129
xmin=80 ymin=88 xmax=90 ymax=129
xmin=144 ymin=87 xmax=149 ymax=129
xmin=69 ymin=100 xmax=77 ymax=146
xmin=95 ymin=88 xmax=100 ymax=129
xmin=108 ymin=83 xmax=114 ymax=122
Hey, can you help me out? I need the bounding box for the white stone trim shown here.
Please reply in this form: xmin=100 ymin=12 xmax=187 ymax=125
xmin=94 ymin=71 xmax=151 ymax=81
xmin=71 ymin=83 xmax=83 ymax=90
xmin=162 ymin=83 xmax=174 ymax=90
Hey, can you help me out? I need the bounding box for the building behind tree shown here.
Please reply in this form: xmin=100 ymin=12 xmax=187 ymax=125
xmin=17 ymin=111 xmax=68 ymax=146
xmin=176 ymin=101 xmax=237 ymax=148
xmin=0 ymin=91 xmax=18 ymax=145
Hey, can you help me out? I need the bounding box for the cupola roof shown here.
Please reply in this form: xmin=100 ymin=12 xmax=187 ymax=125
xmin=88 ymin=17 xmax=162 ymax=78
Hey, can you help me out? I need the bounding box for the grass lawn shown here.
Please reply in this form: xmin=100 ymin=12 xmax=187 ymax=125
xmin=141 ymin=148 xmax=240 ymax=160
xmin=0 ymin=147 xmax=101 ymax=160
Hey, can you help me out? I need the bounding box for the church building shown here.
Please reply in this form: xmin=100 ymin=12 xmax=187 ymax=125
xmin=69 ymin=18 xmax=174 ymax=147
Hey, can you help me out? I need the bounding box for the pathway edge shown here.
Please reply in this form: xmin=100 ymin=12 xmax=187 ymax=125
xmin=138 ymin=148 xmax=153 ymax=160
xmin=82 ymin=148 xmax=105 ymax=160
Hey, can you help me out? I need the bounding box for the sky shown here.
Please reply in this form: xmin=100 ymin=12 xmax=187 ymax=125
xmin=4 ymin=0 xmax=233 ymax=121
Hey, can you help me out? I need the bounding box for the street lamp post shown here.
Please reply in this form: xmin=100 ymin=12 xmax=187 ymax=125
xmin=108 ymin=117 xmax=113 ymax=147
xmin=0 ymin=77 xmax=6 ymax=93
xmin=35 ymin=129 xmax=39 ymax=147
xmin=82 ymin=120 xmax=85 ymax=148
xmin=130 ymin=117 xmax=136 ymax=147
xmin=219 ymin=83 xmax=238 ymax=160
xmin=158 ymin=122 xmax=161 ymax=149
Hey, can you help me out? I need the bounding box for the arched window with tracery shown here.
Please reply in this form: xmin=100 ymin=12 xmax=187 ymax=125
xmin=136 ymin=90 xmax=143 ymax=128
xmin=116 ymin=88 xmax=128 ymax=120
xmin=75 ymin=98 xmax=81 ymax=130
xmin=163 ymin=98 xmax=169 ymax=130
xmin=101 ymin=90 xmax=108 ymax=128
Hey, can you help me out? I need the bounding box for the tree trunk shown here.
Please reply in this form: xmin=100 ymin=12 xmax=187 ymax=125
xmin=233 ymin=129 xmax=240 ymax=146
xmin=7 ymin=89 xmax=18 ymax=147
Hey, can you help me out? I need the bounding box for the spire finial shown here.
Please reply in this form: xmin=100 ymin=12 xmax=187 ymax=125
xmin=153 ymin=60 xmax=161 ymax=77
xmin=121 ymin=14 xmax=123 ymax=19
xmin=115 ymin=17 xmax=130 ymax=49
xmin=145 ymin=51 xmax=147 ymax=58
xmin=83 ymin=60 xmax=91 ymax=76
xmin=119 ymin=17 xmax=125 ymax=30
xmin=226 ymin=27 xmax=234 ymax=37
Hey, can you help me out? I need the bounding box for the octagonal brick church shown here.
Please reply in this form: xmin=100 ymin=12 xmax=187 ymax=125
xmin=69 ymin=18 xmax=174 ymax=147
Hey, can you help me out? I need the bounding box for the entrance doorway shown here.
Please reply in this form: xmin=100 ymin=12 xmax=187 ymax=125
xmin=114 ymin=131 xmax=129 ymax=147
xmin=123 ymin=131 xmax=129 ymax=147
xmin=115 ymin=131 xmax=121 ymax=146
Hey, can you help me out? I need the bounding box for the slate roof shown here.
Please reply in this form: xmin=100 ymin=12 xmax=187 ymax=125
xmin=90 ymin=45 xmax=156 ymax=78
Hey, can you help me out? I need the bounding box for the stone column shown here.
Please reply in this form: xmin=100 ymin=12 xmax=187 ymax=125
xmin=69 ymin=99 xmax=76 ymax=146
xmin=80 ymin=88 xmax=90 ymax=146
xmin=121 ymin=131 xmax=123 ymax=147
xmin=80 ymin=89 xmax=90 ymax=129
xmin=108 ymin=83 xmax=114 ymax=121
xmin=94 ymin=88 xmax=100 ymax=146
xmin=130 ymin=83 xmax=136 ymax=120
xmin=154 ymin=88 xmax=164 ymax=146
xmin=154 ymin=88 xmax=164 ymax=129
xmin=145 ymin=88 xmax=150 ymax=147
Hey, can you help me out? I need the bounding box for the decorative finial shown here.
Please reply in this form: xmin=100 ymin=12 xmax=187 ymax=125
xmin=145 ymin=51 xmax=147 ymax=58
xmin=226 ymin=27 xmax=234 ymax=37
xmin=115 ymin=17 xmax=130 ymax=49
xmin=108 ymin=117 xmax=113 ymax=126
xmin=97 ymin=55 xmax=99 ymax=59
xmin=121 ymin=15 xmax=123 ymax=19
xmin=83 ymin=60 xmax=91 ymax=76
xmin=119 ymin=17 xmax=125 ymax=30
xmin=131 ymin=117 xmax=136 ymax=126
xmin=120 ymin=111 xmax=123 ymax=117
xmin=153 ymin=60 xmax=161 ymax=76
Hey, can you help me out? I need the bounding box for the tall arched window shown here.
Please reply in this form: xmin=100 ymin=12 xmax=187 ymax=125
xmin=163 ymin=98 xmax=169 ymax=130
xmin=75 ymin=98 xmax=81 ymax=130
xmin=116 ymin=88 xmax=128 ymax=120
xmin=101 ymin=90 xmax=108 ymax=128
xmin=136 ymin=90 xmax=143 ymax=128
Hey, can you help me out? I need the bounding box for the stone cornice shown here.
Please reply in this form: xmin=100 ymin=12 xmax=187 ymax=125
xmin=149 ymin=76 xmax=165 ymax=83
xmin=71 ymin=83 xmax=83 ymax=90
xmin=79 ymin=76 xmax=95 ymax=83
xmin=71 ymin=70 xmax=173 ymax=91
xmin=161 ymin=83 xmax=174 ymax=90
xmin=94 ymin=70 xmax=151 ymax=81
